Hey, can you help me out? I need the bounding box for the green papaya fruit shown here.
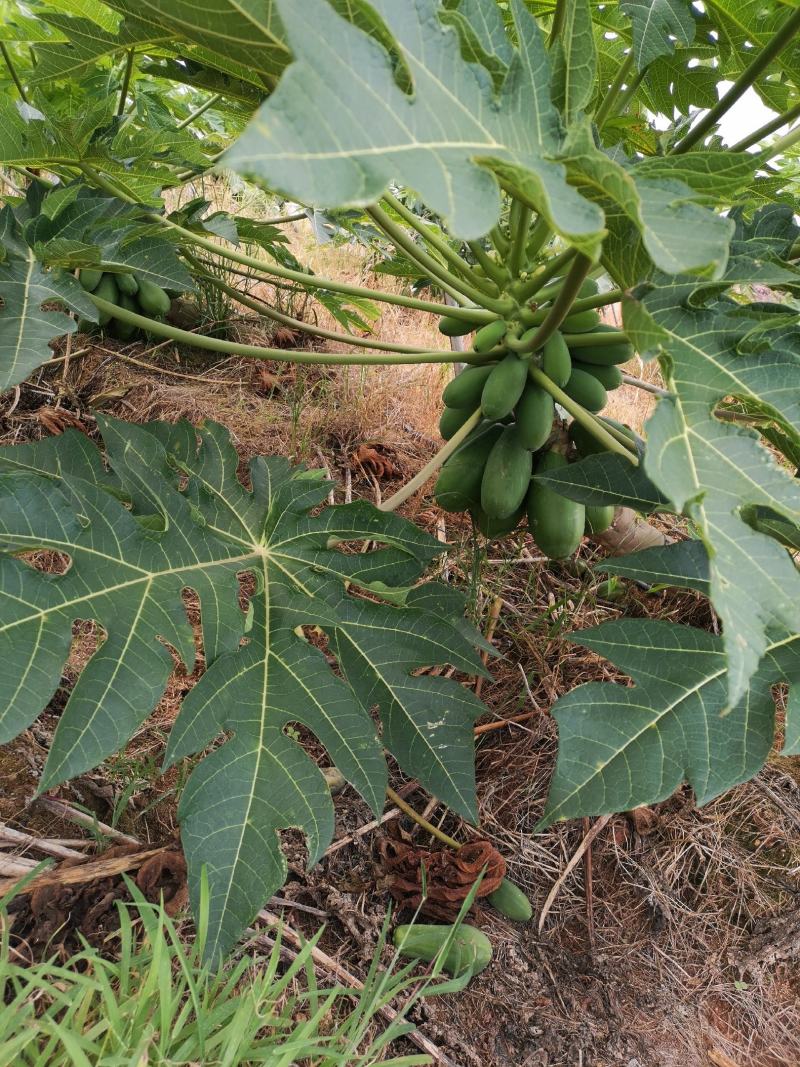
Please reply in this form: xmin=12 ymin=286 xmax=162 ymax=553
xmin=472 ymin=319 xmax=508 ymax=354
xmin=439 ymin=405 xmax=473 ymax=440
xmin=568 ymin=324 xmax=633 ymax=366
xmin=569 ymin=417 xmax=638 ymax=457
xmin=480 ymin=426 xmax=533 ymax=519
xmin=481 ymin=354 xmax=528 ymax=421
xmin=442 ymin=365 xmax=495 ymax=409
xmin=562 ymin=308 xmax=601 ymax=333
xmin=109 ymin=292 xmax=140 ymax=341
xmin=116 ymin=272 xmax=139 ymax=296
xmin=76 ymin=318 xmax=96 ymax=334
xmin=473 ymin=504 xmax=525 ymax=539
xmin=486 ymin=878 xmax=532 ymax=922
xmin=573 ymin=361 xmax=623 ymax=391
xmin=93 ymin=274 xmax=119 ymax=327
xmin=136 ymin=277 xmax=171 ymax=317
xmin=434 ymin=424 xmax=502 ymax=512
xmin=563 ymin=368 xmax=608 ymax=413
xmin=541 ymin=331 xmax=571 ymax=387
xmin=438 ymin=314 xmax=483 ymax=337
xmin=393 ymin=923 xmax=492 ymax=977
xmin=515 ymin=383 xmax=554 ymax=451
xmin=527 ymin=451 xmax=585 ymax=559
xmin=78 ymin=268 xmax=103 ymax=292
xmin=585 ymin=504 xmax=615 ymax=535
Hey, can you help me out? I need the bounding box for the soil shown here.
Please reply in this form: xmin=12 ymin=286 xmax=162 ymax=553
xmin=1 ymin=254 xmax=799 ymax=1066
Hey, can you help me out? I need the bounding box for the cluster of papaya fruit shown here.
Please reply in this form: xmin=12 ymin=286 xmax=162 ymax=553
xmin=78 ymin=268 xmax=172 ymax=341
xmin=434 ymin=278 xmax=634 ymax=558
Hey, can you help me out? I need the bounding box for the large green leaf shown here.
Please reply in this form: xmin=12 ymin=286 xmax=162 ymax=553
xmin=0 ymin=417 xmax=487 ymax=959
xmin=28 ymin=14 xmax=166 ymax=84
xmin=623 ymin=283 xmax=800 ymax=705
xmin=619 ymin=0 xmax=695 ymax=71
xmin=551 ymin=0 xmax=596 ymax=124
xmin=540 ymin=620 xmax=800 ymax=824
xmin=225 ymin=0 xmax=605 ymax=250
xmin=534 ymin=449 xmax=670 ymax=513
xmin=596 ymin=539 xmax=710 ymax=593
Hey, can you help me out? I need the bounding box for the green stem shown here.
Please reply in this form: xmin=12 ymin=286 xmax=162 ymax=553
xmin=729 ymin=99 xmax=800 ymax=153
xmin=382 ymin=192 xmax=498 ymax=297
xmin=117 ymin=49 xmax=135 ymax=117
xmin=258 ymin=210 xmax=308 ymax=225
xmin=673 ymin=6 xmax=800 ymax=154
xmin=525 ymin=217 xmax=551 ymax=265
xmin=594 ymin=53 xmax=634 ymax=130
xmin=489 ymin=225 xmax=509 ymax=259
xmin=529 ymin=367 xmax=638 ymax=463
xmin=563 ymin=329 xmax=628 ymax=347
xmin=759 ymin=120 xmax=800 ymax=162
xmin=191 ymin=262 xmax=449 ymax=355
xmin=548 ymin=0 xmax=566 ymax=47
xmin=621 ymin=372 xmax=670 ymax=398
xmin=368 ymin=204 xmax=509 ymax=311
xmin=516 ymin=254 xmax=593 ymax=352
xmin=385 ymin=787 xmax=460 ymax=849
xmin=611 ymin=67 xmax=646 ymax=118
xmin=0 ymin=42 xmax=29 ymax=104
xmin=175 ymin=93 xmax=221 ymax=130
xmin=514 ymin=246 xmax=577 ymax=303
xmin=508 ymin=202 xmax=532 ymax=277
xmin=78 ymin=159 xmax=497 ymax=321
xmin=467 ymin=240 xmax=508 ymax=287
xmin=87 ymin=295 xmax=484 ymax=367
xmin=379 ymin=409 xmax=482 ymax=512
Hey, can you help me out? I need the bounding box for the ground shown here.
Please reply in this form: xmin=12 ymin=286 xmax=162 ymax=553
xmin=1 ymin=211 xmax=799 ymax=1067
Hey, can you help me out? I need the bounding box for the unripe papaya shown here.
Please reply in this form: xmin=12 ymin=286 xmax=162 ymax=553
xmin=472 ymin=319 xmax=508 ymax=354
xmin=393 ymin=923 xmax=492 ymax=977
xmin=569 ymin=417 xmax=638 ymax=457
xmin=78 ymin=268 xmax=103 ymax=292
xmin=563 ymin=368 xmax=608 ymax=413
xmin=136 ymin=277 xmax=171 ymax=317
xmin=569 ymin=324 xmax=633 ymax=366
xmin=481 ymin=354 xmax=528 ymax=421
xmin=487 ymin=878 xmax=532 ymax=922
xmin=434 ymin=424 xmax=502 ymax=512
xmin=562 ymin=308 xmax=601 ymax=333
xmin=442 ymin=365 xmax=494 ymax=409
xmin=541 ymin=331 xmax=571 ymax=387
xmin=473 ymin=504 xmax=525 ymax=539
xmin=93 ymin=274 xmax=119 ymax=327
xmin=480 ymin=426 xmax=533 ymax=519
xmin=439 ymin=405 xmax=473 ymax=440
xmin=585 ymin=504 xmax=615 ymax=535
xmin=527 ymin=451 xmax=585 ymax=559
xmin=573 ymin=360 xmax=623 ymax=391
xmin=438 ymin=314 xmax=483 ymax=337
xmin=109 ymin=293 xmax=140 ymax=341
xmin=116 ymin=272 xmax=139 ymax=296
xmin=515 ymin=383 xmax=554 ymax=451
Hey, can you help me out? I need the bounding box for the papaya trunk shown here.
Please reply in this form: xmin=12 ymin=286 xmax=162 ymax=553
xmin=593 ymin=508 xmax=672 ymax=555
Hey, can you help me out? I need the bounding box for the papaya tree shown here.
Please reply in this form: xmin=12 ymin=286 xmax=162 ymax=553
xmin=0 ymin=0 xmax=799 ymax=958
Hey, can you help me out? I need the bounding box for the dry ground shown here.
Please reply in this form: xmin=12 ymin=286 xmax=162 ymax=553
xmin=1 ymin=217 xmax=799 ymax=1067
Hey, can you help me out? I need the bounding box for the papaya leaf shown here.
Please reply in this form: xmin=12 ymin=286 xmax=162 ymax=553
xmin=596 ymin=539 xmax=710 ymax=593
xmin=550 ymin=0 xmax=596 ymax=124
xmin=623 ymin=283 xmax=800 ymax=706
xmin=534 ymin=449 xmax=671 ymax=513
xmin=540 ymin=620 xmax=800 ymax=825
xmin=0 ymin=417 xmax=488 ymax=960
xmin=620 ymin=0 xmax=696 ymax=71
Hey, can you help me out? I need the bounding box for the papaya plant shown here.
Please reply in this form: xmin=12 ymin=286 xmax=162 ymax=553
xmin=0 ymin=0 xmax=799 ymax=958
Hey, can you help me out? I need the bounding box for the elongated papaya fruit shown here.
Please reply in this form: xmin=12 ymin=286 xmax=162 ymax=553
xmin=93 ymin=274 xmax=119 ymax=327
xmin=481 ymin=354 xmax=528 ymax=421
xmin=541 ymin=331 xmax=571 ymax=387
xmin=563 ymin=368 xmax=608 ymax=413
xmin=434 ymin=424 xmax=502 ymax=512
xmin=568 ymin=324 xmax=633 ymax=365
xmin=487 ymin=878 xmax=532 ymax=922
xmin=515 ymin=383 xmax=554 ymax=451
xmin=473 ymin=505 xmax=525 ymax=539
xmin=442 ymin=365 xmax=494 ymax=409
xmin=562 ymin=308 xmax=601 ymax=333
xmin=116 ymin=272 xmax=139 ymax=296
xmin=78 ymin=268 xmax=103 ymax=292
xmin=569 ymin=416 xmax=638 ymax=457
xmin=585 ymin=504 xmax=615 ymax=535
xmin=439 ymin=405 xmax=473 ymax=440
xmin=472 ymin=319 xmax=508 ymax=354
xmin=137 ymin=277 xmax=171 ymax=317
xmin=527 ymin=451 xmax=585 ymax=559
xmin=393 ymin=923 xmax=493 ymax=977
xmin=480 ymin=426 xmax=533 ymax=519
xmin=573 ymin=360 xmax=623 ymax=391
xmin=109 ymin=293 xmax=140 ymax=341
xmin=438 ymin=314 xmax=483 ymax=337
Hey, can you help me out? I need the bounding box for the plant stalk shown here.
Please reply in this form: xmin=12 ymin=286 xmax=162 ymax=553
xmin=379 ymin=409 xmax=482 ymax=512
xmin=175 ymin=93 xmax=221 ymax=130
xmin=514 ymin=246 xmax=577 ymax=303
xmin=385 ymin=787 xmax=461 ymax=850
xmin=621 ymin=372 xmax=670 ymax=397
xmin=730 ymin=99 xmax=800 ymax=153
xmin=117 ymin=49 xmax=135 ymax=117
xmin=594 ymin=53 xmax=634 ymax=130
xmin=507 ymin=201 xmax=532 ymax=277
xmin=516 ymin=254 xmax=594 ymax=352
xmin=760 ymin=120 xmax=800 ymax=162
xmin=529 ymin=366 xmax=639 ymax=462
xmin=0 ymin=42 xmax=29 ymax=104
xmin=467 ymin=240 xmax=508 ymax=287
xmin=673 ymin=6 xmax=800 ymax=154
